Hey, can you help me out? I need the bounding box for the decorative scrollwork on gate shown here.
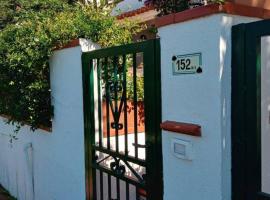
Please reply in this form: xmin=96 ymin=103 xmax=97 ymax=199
xmin=95 ymin=152 xmax=146 ymax=185
xmin=107 ymin=72 xmax=126 ymax=132
xmin=110 ymin=157 xmax=126 ymax=176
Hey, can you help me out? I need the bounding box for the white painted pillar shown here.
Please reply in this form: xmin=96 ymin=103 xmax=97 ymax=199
xmin=158 ymin=14 xmax=258 ymax=200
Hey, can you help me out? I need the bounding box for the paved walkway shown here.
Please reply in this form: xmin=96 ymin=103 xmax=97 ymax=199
xmin=0 ymin=185 xmax=15 ymax=200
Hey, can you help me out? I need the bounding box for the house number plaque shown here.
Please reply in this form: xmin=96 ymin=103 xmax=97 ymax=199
xmin=172 ymin=53 xmax=202 ymax=74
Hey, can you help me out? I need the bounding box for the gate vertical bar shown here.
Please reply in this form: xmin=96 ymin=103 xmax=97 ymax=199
xmin=97 ymin=59 xmax=102 ymax=148
xmin=105 ymin=57 xmax=111 ymax=150
xmin=91 ymin=59 xmax=97 ymax=200
xmin=245 ymin=25 xmax=261 ymax=200
xmin=126 ymin=183 xmax=129 ymax=200
xmin=136 ymin=187 xmax=139 ymax=200
xmin=82 ymin=55 xmax=92 ymax=200
xmin=154 ymin=39 xmax=163 ymax=200
xmin=123 ymin=55 xmax=128 ymax=156
xmin=143 ymin=39 xmax=163 ymax=200
xmin=100 ymin=171 xmax=104 ymax=200
xmin=133 ymin=53 xmax=138 ymax=159
xmin=105 ymin=57 xmax=112 ymax=200
xmin=113 ymin=56 xmax=119 ymax=153
xmin=98 ymin=58 xmax=104 ymax=199
xmin=231 ymin=24 xmax=247 ymax=200
xmin=117 ymin=178 xmax=120 ymax=200
xmin=83 ymin=58 xmax=98 ymax=200
xmin=108 ymin=174 xmax=111 ymax=200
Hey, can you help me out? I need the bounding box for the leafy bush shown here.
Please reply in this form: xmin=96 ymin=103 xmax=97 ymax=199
xmin=0 ymin=0 xmax=142 ymax=131
xmin=145 ymin=0 xmax=225 ymax=16
xmin=145 ymin=0 xmax=189 ymax=16
xmin=126 ymin=74 xmax=144 ymax=101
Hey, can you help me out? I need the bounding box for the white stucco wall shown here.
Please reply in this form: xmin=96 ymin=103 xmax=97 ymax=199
xmin=0 ymin=13 xmax=265 ymax=200
xmin=0 ymin=39 xmax=99 ymax=200
xmin=158 ymin=14 xmax=258 ymax=200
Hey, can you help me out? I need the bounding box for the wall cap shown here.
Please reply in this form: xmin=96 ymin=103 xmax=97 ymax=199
xmin=54 ymin=39 xmax=80 ymax=51
xmin=54 ymin=38 xmax=100 ymax=52
xmin=117 ymin=5 xmax=155 ymax=20
xmin=0 ymin=115 xmax=52 ymax=133
xmin=160 ymin=120 xmax=201 ymax=137
xmin=154 ymin=2 xmax=270 ymax=28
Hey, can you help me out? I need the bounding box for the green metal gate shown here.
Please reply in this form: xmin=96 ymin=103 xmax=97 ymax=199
xmin=232 ymin=19 xmax=270 ymax=200
xmin=82 ymin=39 xmax=163 ymax=200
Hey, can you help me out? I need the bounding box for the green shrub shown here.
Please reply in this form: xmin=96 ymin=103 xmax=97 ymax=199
xmin=0 ymin=0 xmax=142 ymax=131
xmin=145 ymin=0 xmax=225 ymax=16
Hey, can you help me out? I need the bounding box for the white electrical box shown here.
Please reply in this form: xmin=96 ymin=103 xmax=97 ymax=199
xmin=171 ymin=138 xmax=193 ymax=160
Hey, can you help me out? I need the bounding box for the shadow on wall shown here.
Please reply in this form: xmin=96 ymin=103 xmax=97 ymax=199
xmin=0 ymin=184 xmax=17 ymax=200
xmin=0 ymin=130 xmax=34 ymax=200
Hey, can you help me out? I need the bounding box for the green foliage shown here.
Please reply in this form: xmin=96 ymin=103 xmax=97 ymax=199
xmin=210 ymin=0 xmax=225 ymax=4
xmin=126 ymin=74 xmax=144 ymax=101
xmin=145 ymin=0 xmax=225 ymax=16
xmin=0 ymin=0 xmax=15 ymax=29
xmin=145 ymin=0 xmax=189 ymax=16
xmin=0 ymin=0 xmax=142 ymax=131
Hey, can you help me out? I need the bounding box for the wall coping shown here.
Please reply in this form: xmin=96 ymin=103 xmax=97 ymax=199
xmin=117 ymin=5 xmax=155 ymax=20
xmin=153 ymin=2 xmax=270 ymax=28
xmin=56 ymin=2 xmax=270 ymax=50
xmin=54 ymin=38 xmax=100 ymax=52
xmin=54 ymin=39 xmax=80 ymax=51
xmin=0 ymin=115 xmax=52 ymax=132
xmin=160 ymin=121 xmax=202 ymax=137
